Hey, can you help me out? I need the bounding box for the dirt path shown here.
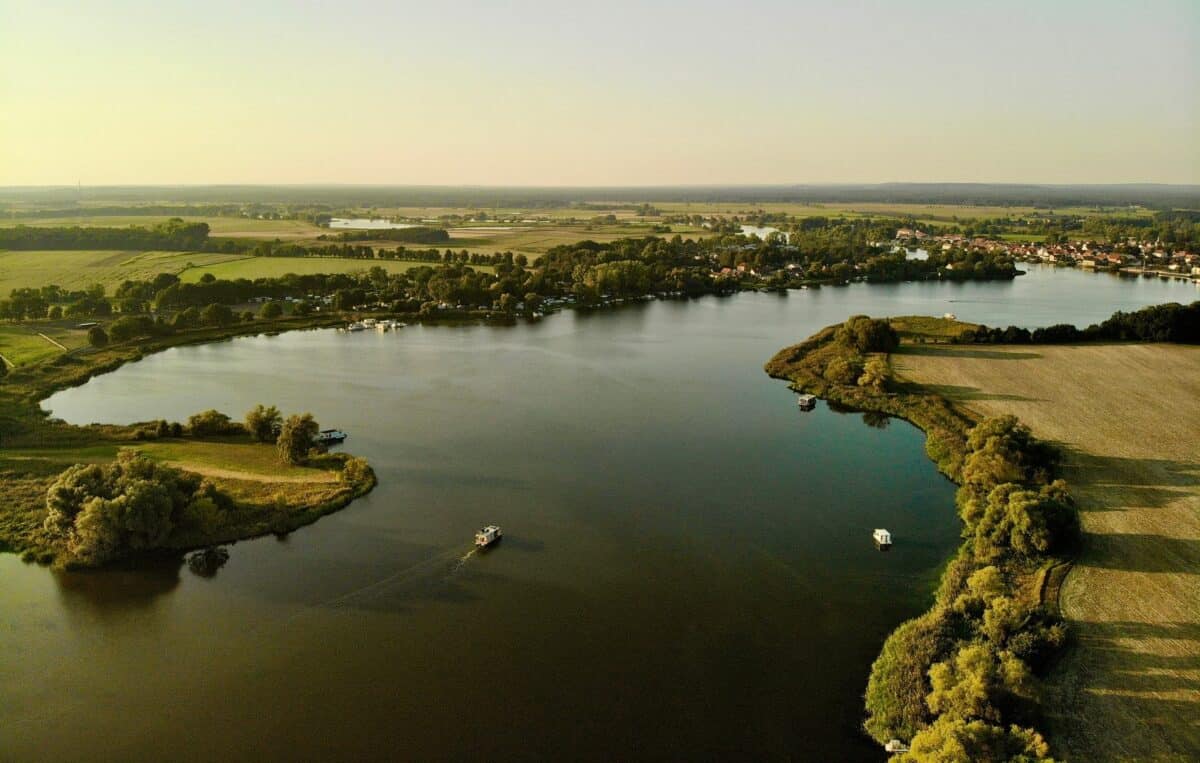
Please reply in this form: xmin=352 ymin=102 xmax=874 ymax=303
xmin=893 ymin=342 xmax=1200 ymax=761
xmin=165 ymin=462 xmax=337 ymax=484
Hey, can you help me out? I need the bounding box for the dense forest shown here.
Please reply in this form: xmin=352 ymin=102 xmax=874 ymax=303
xmin=0 ymin=219 xmax=211 ymax=251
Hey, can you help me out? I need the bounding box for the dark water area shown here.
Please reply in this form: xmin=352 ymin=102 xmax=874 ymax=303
xmin=4 ymin=267 xmax=1195 ymax=760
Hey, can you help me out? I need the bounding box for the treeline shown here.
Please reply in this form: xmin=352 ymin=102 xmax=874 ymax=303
xmin=0 ymin=219 xmax=211 ymax=251
xmin=765 ymin=321 xmax=1078 ymax=760
xmin=960 ymin=301 xmax=1200 ymax=345
xmin=315 ymin=226 xmax=450 ymax=244
xmin=865 ymin=415 xmax=1076 ymax=760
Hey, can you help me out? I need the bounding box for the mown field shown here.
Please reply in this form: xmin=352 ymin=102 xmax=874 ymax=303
xmin=892 ymin=342 xmax=1200 ymax=761
xmin=0 ymin=322 xmax=91 ymax=367
xmin=178 ymin=255 xmax=492 ymax=282
xmin=0 ymin=249 xmax=245 ymax=293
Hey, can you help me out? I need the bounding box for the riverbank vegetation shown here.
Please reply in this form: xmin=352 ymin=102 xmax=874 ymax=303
xmin=767 ymin=317 xmax=1081 ymax=761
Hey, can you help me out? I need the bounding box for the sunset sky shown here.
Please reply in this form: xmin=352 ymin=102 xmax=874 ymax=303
xmin=2 ymin=0 xmax=1197 ymax=185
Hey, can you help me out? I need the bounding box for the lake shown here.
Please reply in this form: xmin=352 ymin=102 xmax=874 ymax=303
xmin=328 ymin=218 xmax=418 ymax=230
xmin=5 ymin=267 xmax=1196 ymax=760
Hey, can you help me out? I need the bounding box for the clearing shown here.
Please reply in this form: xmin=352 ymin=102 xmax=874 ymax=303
xmin=892 ymin=342 xmax=1200 ymax=761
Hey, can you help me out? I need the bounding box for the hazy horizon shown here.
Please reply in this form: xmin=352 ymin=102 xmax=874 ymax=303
xmin=3 ymin=0 xmax=1197 ymax=186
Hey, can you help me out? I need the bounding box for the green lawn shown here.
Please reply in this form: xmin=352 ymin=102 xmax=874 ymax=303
xmin=179 ymin=256 xmax=493 ymax=282
xmin=0 ymin=324 xmax=83 ymax=366
xmin=0 ymin=249 xmax=246 ymax=293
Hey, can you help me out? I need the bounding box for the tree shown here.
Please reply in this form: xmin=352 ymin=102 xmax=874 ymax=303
xmin=276 ymin=413 xmax=319 ymax=465
xmin=173 ymin=306 xmax=201 ymax=329
xmin=838 ymin=315 xmax=900 ymax=353
xmin=903 ymin=717 xmax=1053 ymax=763
xmin=48 ymin=305 xmax=63 ymax=319
xmin=200 ymin=303 xmax=234 ymax=327
xmin=926 ymin=644 xmax=1034 ymax=724
xmin=259 ymin=301 xmax=283 ymax=319
xmin=187 ymin=409 xmax=242 ymax=436
xmin=42 ymin=450 xmax=225 ymax=566
xmin=87 ymin=325 xmax=109 ymax=348
xmin=245 ymin=404 xmax=282 ymax=443
xmin=292 ymin=300 xmax=313 ymax=316
xmin=824 ymin=356 xmax=864 ymax=385
xmin=0 ymin=358 xmax=7 ymax=379
xmin=858 ymin=355 xmax=892 ymax=391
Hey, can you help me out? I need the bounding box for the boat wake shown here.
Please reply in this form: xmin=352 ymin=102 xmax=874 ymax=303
xmin=296 ymin=545 xmax=479 ymax=617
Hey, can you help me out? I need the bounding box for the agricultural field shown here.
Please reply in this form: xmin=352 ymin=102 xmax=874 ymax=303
xmin=0 ymin=249 xmax=245 ymax=294
xmin=892 ymin=342 xmax=1200 ymax=761
xmin=0 ymin=322 xmax=91 ymax=367
xmin=178 ymin=255 xmax=491 ymax=283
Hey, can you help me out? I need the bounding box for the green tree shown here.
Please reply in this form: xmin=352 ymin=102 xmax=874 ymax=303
xmin=903 ymin=717 xmax=1053 ymax=763
xmin=837 ymin=315 xmax=900 ymax=353
xmin=858 ymin=355 xmax=892 ymax=391
xmin=172 ymin=306 xmax=201 ymax=329
xmin=187 ymin=409 xmax=242 ymax=436
xmin=824 ymin=355 xmax=864 ymax=384
xmin=926 ymin=644 xmax=1034 ymax=724
xmin=276 ymin=413 xmax=319 ymax=465
xmin=200 ymin=303 xmax=235 ymax=327
xmin=245 ymin=404 xmax=282 ymax=443
xmin=259 ymin=301 xmax=283 ymax=319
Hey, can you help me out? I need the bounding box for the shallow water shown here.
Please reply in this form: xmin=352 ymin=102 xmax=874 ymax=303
xmin=6 ymin=267 xmax=1195 ymax=760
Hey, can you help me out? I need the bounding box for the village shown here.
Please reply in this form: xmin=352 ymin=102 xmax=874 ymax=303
xmin=895 ymin=227 xmax=1200 ymax=280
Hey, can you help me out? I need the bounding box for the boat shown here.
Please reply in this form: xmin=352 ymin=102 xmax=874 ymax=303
xmin=345 ymin=322 xmax=365 ymax=332
xmin=315 ymin=429 xmax=347 ymax=445
xmin=474 ymin=525 xmax=502 ymax=547
xmin=796 ymin=394 xmax=817 ymax=410
xmin=873 ymin=528 xmax=893 ymax=549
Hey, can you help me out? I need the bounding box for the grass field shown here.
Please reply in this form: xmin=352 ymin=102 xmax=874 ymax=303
xmin=0 ymin=323 xmax=90 ymax=366
xmin=178 ymin=256 xmax=492 ymax=282
xmin=892 ymin=342 xmax=1200 ymax=761
xmin=0 ymin=249 xmax=245 ymax=293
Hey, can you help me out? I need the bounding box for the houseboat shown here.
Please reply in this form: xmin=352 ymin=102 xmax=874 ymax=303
xmin=873 ymin=528 xmax=893 ymax=549
xmin=474 ymin=525 xmax=502 ymax=548
xmin=345 ymin=321 xmax=366 ymax=332
xmin=315 ymin=429 xmax=347 ymax=445
xmin=796 ymin=394 xmax=817 ymax=410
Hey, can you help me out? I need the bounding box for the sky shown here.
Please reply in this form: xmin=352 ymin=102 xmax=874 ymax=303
xmin=1 ymin=0 xmax=1197 ymax=186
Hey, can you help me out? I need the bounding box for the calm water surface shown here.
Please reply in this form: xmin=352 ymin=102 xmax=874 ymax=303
xmin=328 ymin=218 xmax=417 ymax=230
xmin=5 ymin=267 xmax=1195 ymax=761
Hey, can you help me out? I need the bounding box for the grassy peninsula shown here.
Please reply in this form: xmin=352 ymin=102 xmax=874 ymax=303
xmin=0 ymin=314 xmax=376 ymax=567
xmin=766 ymin=307 xmax=1199 ymax=761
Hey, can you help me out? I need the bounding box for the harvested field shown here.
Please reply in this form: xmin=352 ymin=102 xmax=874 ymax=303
xmin=893 ymin=342 xmax=1200 ymax=761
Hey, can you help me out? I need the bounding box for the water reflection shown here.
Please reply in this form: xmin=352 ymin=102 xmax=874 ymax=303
xmin=53 ymin=556 xmax=183 ymax=616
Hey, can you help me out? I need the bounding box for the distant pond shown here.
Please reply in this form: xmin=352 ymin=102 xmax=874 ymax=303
xmin=328 ymin=218 xmax=418 ymax=230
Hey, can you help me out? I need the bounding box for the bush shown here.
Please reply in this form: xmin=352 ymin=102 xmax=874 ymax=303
xmin=186 ymin=409 xmax=244 ymax=437
xmin=926 ymin=644 xmax=1034 ymax=725
xmin=172 ymin=306 xmax=201 ymax=329
xmin=259 ymin=301 xmax=284 ymax=319
xmin=87 ymin=325 xmax=109 ymax=347
xmin=108 ymin=315 xmax=155 ymax=342
xmin=341 ymin=456 xmax=372 ymax=485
